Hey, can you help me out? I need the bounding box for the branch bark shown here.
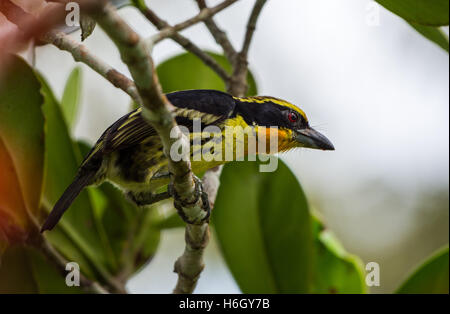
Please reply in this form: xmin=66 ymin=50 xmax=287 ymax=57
xmin=133 ymin=1 xmax=230 ymax=82
xmin=151 ymin=0 xmax=239 ymax=44
xmin=241 ymin=0 xmax=267 ymax=58
xmin=42 ymin=31 xmax=141 ymax=103
xmin=229 ymin=0 xmax=267 ymax=96
xmin=195 ymin=0 xmax=237 ymax=63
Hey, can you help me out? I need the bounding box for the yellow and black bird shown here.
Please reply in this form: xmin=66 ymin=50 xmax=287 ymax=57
xmin=41 ymin=89 xmax=334 ymax=232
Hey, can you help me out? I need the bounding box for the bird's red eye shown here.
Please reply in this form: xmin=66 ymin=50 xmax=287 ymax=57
xmin=288 ymin=112 xmax=298 ymax=123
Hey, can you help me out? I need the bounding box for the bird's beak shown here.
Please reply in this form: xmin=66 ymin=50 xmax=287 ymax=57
xmin=295 ymin=127 xmax=335 ymax=150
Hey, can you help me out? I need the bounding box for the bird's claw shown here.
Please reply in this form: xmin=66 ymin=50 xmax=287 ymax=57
xmin=168 ymin=175 xmax=210 ymax=225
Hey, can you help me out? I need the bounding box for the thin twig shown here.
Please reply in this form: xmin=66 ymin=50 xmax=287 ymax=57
xmin=133 ymin=1 xmax=230 ymax=82
xmin=151 ymin=0 xmax=239 ymax=44
xmin=228 ymin=0 xmax=267 ymax=96
xmin=195 ymin=0 xmax=237 ymax=63
xmin=241 ymin=0 xmax=267 ymax=58
xmin=42 ymin=31 xmax=141 ymax=104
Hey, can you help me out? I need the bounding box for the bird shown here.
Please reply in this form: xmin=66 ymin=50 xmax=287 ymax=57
xmin=41 ymin=89 xmax=334 ymax=232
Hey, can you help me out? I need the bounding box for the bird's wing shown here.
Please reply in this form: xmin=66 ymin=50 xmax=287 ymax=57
xmin=79 ymin=108 xmax=156 ymax=167
xmin=81 ymin=90 xmax=237 ymax=166
xmin=104 ymin=109 xmax=157 ymax=152
xmin=168 ymin=89 xmax=237 ymax=129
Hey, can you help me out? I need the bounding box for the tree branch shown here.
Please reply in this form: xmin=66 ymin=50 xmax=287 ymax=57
xmin=87 ymin=2 xmax=213 ymax=293
xmin=241 ymin=0 xmax=267 ymax=58
xmin=151 ymin=0 xmax=239 ymax=44
xmin=42 ymin=31 xmax=141 ymax=104
xmin=195 ymin=0 xmax=237 ymax=63
xmin=133 ymin=1 xmax=230 ymax=82
xmin=172 ymin=165 xmax=223 ymax=294
xmin=228 ymin=0 xmax=267 ymax=96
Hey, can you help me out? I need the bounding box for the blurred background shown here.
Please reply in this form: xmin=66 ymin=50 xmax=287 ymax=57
xmin=29 ymin=0 xmax=449 ymax=293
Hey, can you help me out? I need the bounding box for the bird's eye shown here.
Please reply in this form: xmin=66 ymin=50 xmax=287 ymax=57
xmin=288 ymin=112 xmax=298 ymax=123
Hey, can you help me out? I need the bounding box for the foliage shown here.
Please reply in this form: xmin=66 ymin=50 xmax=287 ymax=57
xmin=61 ymin=67 xmax=82 ymax=132
xmin=213 ymin=160 xmax=365 ymax=293
xmin=0 ymin=0 xmax=448 ymax=293
xmin=157 ymin=52 xmax=258 ymax=96
xmin=0 ymin=55 xmax=45 ymax=249
xmin=396 ymin=246 xmax=449 ymax=294
xmin=376 ymin=0 xmax=449 ymax=52
xmin=0 ymin=56 xmax=161 ymax=293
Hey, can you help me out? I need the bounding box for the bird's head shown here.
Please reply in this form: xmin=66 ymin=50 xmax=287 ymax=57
xmin=234 ymin=96 xmax=335 ymax=152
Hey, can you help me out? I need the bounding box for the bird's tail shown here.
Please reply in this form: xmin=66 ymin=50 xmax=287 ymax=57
xmin=40 ymin=170 xmax=96 ymax=232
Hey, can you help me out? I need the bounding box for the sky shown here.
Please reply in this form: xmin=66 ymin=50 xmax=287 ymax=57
xmin=29 ymin=0 xmax=449 ymax=293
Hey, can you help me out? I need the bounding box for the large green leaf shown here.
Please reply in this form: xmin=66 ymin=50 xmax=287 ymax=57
xmin=376 ymin=1 xmax=449 ymax=52
xmin=0 ymin=55 xmax=45 ymax=236
xmin=156 ymin=52 xmax=258 ymax=96
xmin=38 ymin=74 xmax=112 ymax=281
xmin=310 ymin=215 xmax=366 ymax=294
xmin=213 ymin=159 xmax=313 ymax=293
xmin=376 ymin=0 xmax=449 ymax=26
xmin=408 ymin=22 xmax=449 ymax=52
xmin=0 ymin=245 xmax=83 ymax=293
xmin=0 ymin=245 xmax=38 ymax=293
xmin=61 ymin=67 xmax=82 ymax=132
xmin=28 ymin=246 xmax=84 ymax=294
xmin=396 ymin=245 xmax=449 ymax=294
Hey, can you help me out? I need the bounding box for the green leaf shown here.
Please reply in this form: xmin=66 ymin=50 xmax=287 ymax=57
xmin=28 ymin=246 xmax=84 ymax=294
xmin=408 ymin=22 xmax=449 ymax=52
xmin=376 ymin=0 xmax=449 ymax=52
xmin=156 ymin=52 xmax=258 ymax=96
xmin=0 ymin=55 xmax=45 ymax=231
xmin=0 ymin=245 xmax=38 ymax=293
xmin=0 ymin=245 xmax=83 ymax=293
xmin=38 ymin=74 xmax=112 ymax=281
xmin=310 ymin=215 xmax=366 ymax=294
xmin=61 ymin=67 xmax=82 ymax=131
xmin=80 ymin=14 xmax=96 ymax=41
xmin=213 ymin=159 xmax=313 ymax=293
xmin=376 ymin=0 xmax=449 ymax=26
xmin=396 ymin=245 xmax=449 ymax=294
